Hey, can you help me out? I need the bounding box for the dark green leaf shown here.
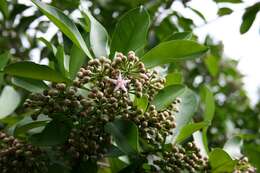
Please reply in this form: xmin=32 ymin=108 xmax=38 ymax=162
xmin=240 ymin=3 xmax=260 ymax=34
xmin=188 ymin=7 xmax=206 ymax=22
xmin=73 ymin=159 xmax=98 ymax=173
xmin=0 ymin=86 xmax=21 ymax=119
xmin=175 ymin=122 xmax=209 ymax=144
xmin=55 ymin=45 xmax=68 ymax=77
xmin=0 ymin=0 xmax=9 ymax=18
xmin=4 ymin=61 xmax=69 ymax=83
xmin=110 ymin=7 xmax=150 ymax=56
xmin=209 ymin=148 xmax=237 ymax=173
xmin=83 ymin=10 xmax=110 ymax=58
xmin=11 ymin=77 xmax=48 ymax=93
xmin=31 ymin=0 xmax=92 ymax=58
xmin=214 ymin=0 xmax=242 ymax=3
xmin=244 ymin=144 xmax=260 ymax=171
xmin=165 ymin=32 xmax=193 ymax=41
xmin=109 ymin=158 xmax=128 ymax=173
xmin=29 ymin=119 xmax=71 ymax=146
xmin=0 ymin=51 xmax=11 ymax=85
xmin=38 ymin=37 xmax=57 ymax=55
xmin=218 ymin=7 xmax=233 ymax=16
xmin=105 ymin=119 xmax=139 ymax=155
xmin=142 ymin=40 xmax=208 ymax=68
xmin=69 ymin=44 xmax=86 ymax=79
xmin=152 ymin=85 xmax=186 ymax=111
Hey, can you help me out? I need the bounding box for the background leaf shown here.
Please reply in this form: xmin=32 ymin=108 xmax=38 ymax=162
xmin=11 ymin=77 xmax=48 ymax=93
xmin=142 ymin=40 xmax=208 ymax=68
xmin=240 ymin=3 xmax=260 ymax=34
xmin=69 ymin=44 xmax=86 ymax=79
xmin=110 ymin=7 xmax=150 ymax=56
xmin=218 ymin=7 xmax=233 ymax=16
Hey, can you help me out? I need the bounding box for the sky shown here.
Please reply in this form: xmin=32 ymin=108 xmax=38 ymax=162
xmin=172 ymin=0 xmax=260 ymax=105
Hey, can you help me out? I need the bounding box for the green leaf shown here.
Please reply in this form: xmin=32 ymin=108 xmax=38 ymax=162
xmin=165 ymin=72 xmax=183 ymax=86
xmin=166 ymin=88 xmax=199 ymax=144
xmin=244 ymin=144 xmax=260 ymax=171
xmin=29 ymin=119 xmax=71 ymax=146
xmin=223 ymin=136 xmax=243 ymax=159
xmin=214 ymin=0 xmax=242 ymax=3
xmin=0 ymin=0 xmax=9 ymax=18
xmin=204 ymin=55 xmax=219 ymax=77
xmin=240 ymin=3 xmax=260 ymax=34
xmin=175 ymin=122 xmax=209 ymax=144
xmin=109 ymin=158 xmax=128 ymax=173
xmin=55 ymin=45 xmax=68 ymax=77
xmin=14 ymin=115 xmax=50 ymax=138
xmin=38 ymin=37 xmax=57 ymax=55
xmin=200 ymin=85 xmax=215 ymax=124
xmin=0 ymin=51 xmax=11 ymax=85
xmin=134 ymin=95 xmax=148 ymax=112
xmin=105 ymin=119 xmax=139 ymax=155
xmin=152 ymin=85 xmax=186 ymax=111
xmin=0 ymin=86 xmax=21 ymax=119
xmin=209 ymin=148 xmax=237 ymax=173
xmin=73 ymin=159 xmax=98 ymax=173
xmin=4 ymin=61 xmax=69 ymax=83
xmin=69 ymin=44 xmax=86 ymax=79
xmin=31 ymin=0 xmax=92 ymax=58
xmin=11 ymin=77 xmax=48 ymax=93
xmin=83 ymin=10 xmax=110 ymax=58
xmin=110 ymin=7 xmax=150 ymax=56
xmin=218 ymin=7 xmax=233 ymax=16
xmin=165 ymin=32 xmax=193 ymax=41
xmin=142 ymin=40 xmax=208 ymax=68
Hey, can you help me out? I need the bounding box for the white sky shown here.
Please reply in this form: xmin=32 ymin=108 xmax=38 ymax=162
xmin=172 ymin=0 xmax=260 ymax=105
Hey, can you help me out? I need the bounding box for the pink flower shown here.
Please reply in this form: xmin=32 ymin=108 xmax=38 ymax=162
xmin=110 ymin=73 xmax=130 ymax=92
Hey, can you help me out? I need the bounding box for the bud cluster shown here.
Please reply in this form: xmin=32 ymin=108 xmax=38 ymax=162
xmin=234 ymin=157 xmax=256 ymax=173
xmin=152 ymin=142 xmax=209 ymax=173
xmin=0 ymin=131 xmax=49 ymax=173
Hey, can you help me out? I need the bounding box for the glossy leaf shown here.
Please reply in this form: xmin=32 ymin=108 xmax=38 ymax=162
xmin=175 ymin=122 xmax=209 ymax=144
xmin=69 ymin=44 xmax=86 ymax=79
xmin=218 ymin=7 xmax=233 ymax=16
xmin=29 ymin=119 xmax=71 ymax=146
xmin=142 ymin=40 xmax=208 ymax=68
xmin=166 ymin=88 xmax=199 ymax=144
xmin=152 ymin=85 xmax=186 ymax=111
xmin=209 ymin=148 xmax=237 ymax=173
xmin=110 ymin=7 xmax=150 ymax=56
xmin=105 ymin=119 xmax=139 ymax=155
xmin=31 ymin=0 xmax=92 ymax=58
xmin=83 ymin=10 xmax=110 ymax=58
xmin=0 ymin=86 xmax=21 ymax=119
xmin=223 ymin=136 xmax=243 ymax=159
xmin=4 ymin=61 xmax=69 ymax=83
xmin=240 ymin=3 xmax=260 ymax=34
xmin=11 ymin=77 xmax=48 ymax=93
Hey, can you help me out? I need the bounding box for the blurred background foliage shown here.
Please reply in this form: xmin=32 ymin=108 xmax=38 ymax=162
xmin=0 ymin=0 xmax=260 ymax=168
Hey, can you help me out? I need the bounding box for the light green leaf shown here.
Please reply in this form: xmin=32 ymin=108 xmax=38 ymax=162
xmin=134 ymin=96 xmax=148 ymax=112
xmin=200 ymin=85 xmax=215 ymax=124
xmin=0 ymin=86 xmax=21 ymax=119
xmin=175 ymin=122 xmax=209 ymax=144
xmin=31 ymin=0 xmax=92 ymax=58
xmin=142 ymin=40 xmax=208 ymax=68
xmin=0 ymin=0 xmax=9 ymax=18
xmin=152 ymin=85 xmax=186 ymax=111
xmin=105 ymin=119 xmax=139 ymax=155
xmin=69 ymin=44 xmax=86 ymax=79
xmin=110 ymin=7 xmax=150 ymax=56
xmin=83 ymin=10 xmax=110 ymax=58
xmin=4 ymin=61 xmax=69 ymax=83
xmin=165 ymin=32 xmax=193 ymax=41
xmin=11 ymin=77 xmax=48 ymax=93
xmin=165 ymin=72 xmax=183 ymax=86
xmin=204 ymin=55 xmax=219 ymax=77
xmin=55 ymin=45 xmax=68 ymax=77
xmin=209 ymin=148 xmax=237 ymax=173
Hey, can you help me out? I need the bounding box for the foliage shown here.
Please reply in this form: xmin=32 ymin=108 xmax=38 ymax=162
xmin=0 ymin=0 xmax=259 ymax=172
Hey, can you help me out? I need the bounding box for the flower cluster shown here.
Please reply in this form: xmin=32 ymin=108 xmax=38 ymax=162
xmin=234 ymin=157 xmax=256 ymax=173
xmin=0 ymin=132 xmax=49 ymax=173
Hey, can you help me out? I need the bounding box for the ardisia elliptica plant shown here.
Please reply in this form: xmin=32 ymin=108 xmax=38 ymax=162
xmin=0 ymin=0 xmax=257 ymax=173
